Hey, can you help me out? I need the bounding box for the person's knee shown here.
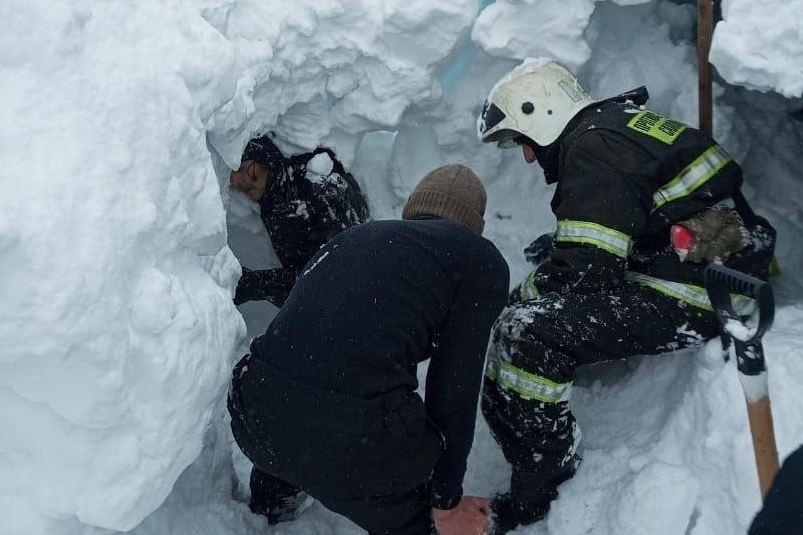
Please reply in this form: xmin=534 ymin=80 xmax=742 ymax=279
xmin=492 ymin=299 xmax=572 ymax=367
xmin=481 ymin=378 xmax=510 ymax=424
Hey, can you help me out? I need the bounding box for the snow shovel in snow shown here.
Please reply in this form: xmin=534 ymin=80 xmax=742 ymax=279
xmin=704 ymin=263 xmax=778 ymax=498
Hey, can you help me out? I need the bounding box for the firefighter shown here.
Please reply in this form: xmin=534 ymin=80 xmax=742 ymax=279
xmin=476 ymin=59 xmax=776 ymax=533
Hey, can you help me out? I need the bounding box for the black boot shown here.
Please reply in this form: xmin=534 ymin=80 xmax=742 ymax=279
xmin=491 ymin=454 xmax=581 ymax=535
xmin=249 ymin=467 xmax=308 ymax=524
xmin=489 ymin=493 xmax=551 ymax=535
xmin=257 ymin=491 xmax=309 ymax=525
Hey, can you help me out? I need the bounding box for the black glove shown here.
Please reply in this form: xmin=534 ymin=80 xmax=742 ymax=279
xmin=234 ymin=266 xmax=297 ymax=307
xmin=523 ymin=232 xmax=555 ymax=266
xmin=234 ymin=267 xmax=258 ymax=306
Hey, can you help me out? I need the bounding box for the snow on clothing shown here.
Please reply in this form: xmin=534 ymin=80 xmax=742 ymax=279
xmin=483 ymin=100 xmax=776 ymax=527
xmin=234 ymin=147 xmax=370 ymax=306
xmin=228 ymin=218 xmax=509 ymax=533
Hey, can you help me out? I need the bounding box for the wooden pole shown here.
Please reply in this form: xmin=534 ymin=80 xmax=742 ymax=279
xmin=746 ymin=395 xmax=781 ymax=498
xmin=698 ymin=0 xmax=714 ymax=135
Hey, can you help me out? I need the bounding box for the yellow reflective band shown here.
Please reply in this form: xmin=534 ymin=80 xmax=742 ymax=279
xmin=519 ymin=269 xmax=540 ymax=301
xmin=770 ymin=256 xmax=782 ymax=277
xmin=625 ymin=271 xmax=753 ymax=313
xmin=485 ymin=358 xmax=572 ymax=403
xmin=653 ymin=145 xmax=733 ymax=210
xmin=556 ymin=220 xmax=632 ymax=259
xmin=626 ymin=110 xmax=688 ymax=144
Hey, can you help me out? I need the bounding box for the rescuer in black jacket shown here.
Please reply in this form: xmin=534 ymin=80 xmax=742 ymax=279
xmin=228 ymin=164 xmax=509 ymax=535
xmin=228 ymin=134 xmax=370 ymax=307
xmin=476 ymin=60 xmax=776 ymax=534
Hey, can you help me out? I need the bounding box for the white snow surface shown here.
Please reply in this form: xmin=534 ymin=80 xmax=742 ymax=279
xmin=710 ymin=0 xmax=803 ymax=98
xmin=0 ymin=1 xmax=801 ymax=535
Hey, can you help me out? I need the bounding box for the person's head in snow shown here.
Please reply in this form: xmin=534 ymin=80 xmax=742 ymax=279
xmin=228 ymin=134 xmax=370 ymax=308
xmin=475 ymin=59 xmax=777 ymax=534
xmin=227 ymin=164 xmax=509 ymax=535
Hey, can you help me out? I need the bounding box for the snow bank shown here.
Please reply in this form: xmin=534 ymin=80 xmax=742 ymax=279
xmin=0 ymin=1 xmax=245 ymax=532
xmin=1 ymin=0 xmax=801 ymax=534
xmin=711 ymin=0 xmax=803 ymax=98
xmin=206 ymin=0 xmax=479 ymax=167
xmin=0 ymin=0 xmax=481 ymax=533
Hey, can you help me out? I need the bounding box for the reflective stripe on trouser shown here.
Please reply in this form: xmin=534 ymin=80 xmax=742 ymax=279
xmin=485 ymin=358 xmax=571 ymax=403
xmin=482 ymin=281 xmax=720 ymax=505
xmin=482 ymin=381 xmax=581 ymax=505
xmin=517 ymin=269 xmax=540 ymax=301
xmin=625 ymin=271 xmax=754 ymax=314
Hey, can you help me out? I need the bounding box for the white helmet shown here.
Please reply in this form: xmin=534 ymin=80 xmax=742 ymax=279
xmin=477 ymin=59 xmax=598 ymax=148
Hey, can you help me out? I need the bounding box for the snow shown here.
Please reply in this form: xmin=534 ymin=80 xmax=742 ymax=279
xmin=710 ymin=0 xmax=803 ymax=98
xmin=0 ymin=1 xmax=800 ymax=535
xmin=306 ymin=153 xmax=335 ymax=182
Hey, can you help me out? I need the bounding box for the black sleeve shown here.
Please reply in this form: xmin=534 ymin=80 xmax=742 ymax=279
xmin=424 ymin=244 xmax=509 ymax=509
xmin=532 ymin=130 xmax=657 ymax=296
xmin=234 ymin=267 xmax=296 ymax=307
xmin=749 ymin=444 xmax=803 ymax=535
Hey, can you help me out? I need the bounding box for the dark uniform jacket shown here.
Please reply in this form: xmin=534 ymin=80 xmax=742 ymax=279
xmin=247 ymin=218 xmax=509 ymax=509
xmin=520 ymin=100 xmax=776 ymax=305
xmin=235 ymin=148 xmax=370 ymax=306
xmin=749 ymin=444 xmax=803 ymax=535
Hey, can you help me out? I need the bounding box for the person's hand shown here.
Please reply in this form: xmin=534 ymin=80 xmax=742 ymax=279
xmin=523 ymin=232 xmax=555 ymax=266
xmin=432 ymin=496 xmax=490 ymax=535
xmin=233 ymin=267 xmax=256 ymax=306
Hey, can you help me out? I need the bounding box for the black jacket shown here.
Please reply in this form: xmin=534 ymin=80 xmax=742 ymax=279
xmin=249 ymin=219 xmax=509 ymax=509
xmin=235 ymin=148 xmax=370 ymax=306
xmin=528 ymin=100 xmax=775 ymax=298
xmin=749 ymin=444 xmax=803 ymax=535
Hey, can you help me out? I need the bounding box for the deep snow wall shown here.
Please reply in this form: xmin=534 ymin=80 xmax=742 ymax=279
xmin=0 ymin=0 xmax=801 ymax=534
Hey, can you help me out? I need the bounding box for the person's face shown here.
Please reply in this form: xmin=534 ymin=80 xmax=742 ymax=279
xmin=229 ymin=160 xmax=269 ymax=202
xmin=521 ymin=143 xmax=538 ymax=165
xmin=498 ymin=133 xmax=541 ymax=166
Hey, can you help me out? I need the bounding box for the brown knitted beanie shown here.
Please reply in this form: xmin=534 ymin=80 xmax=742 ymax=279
xmin=402 ymin=164 xmax=486 ymax=235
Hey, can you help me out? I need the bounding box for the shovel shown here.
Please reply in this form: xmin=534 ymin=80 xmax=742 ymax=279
xmin=704 ymin=263 xmax=778 ymax=498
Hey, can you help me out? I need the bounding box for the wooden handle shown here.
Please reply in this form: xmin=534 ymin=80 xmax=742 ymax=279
xmin=746 ymin=396 xmax=780 ymax=498
xmin=697 ymin=0 xmax=713 ymax=134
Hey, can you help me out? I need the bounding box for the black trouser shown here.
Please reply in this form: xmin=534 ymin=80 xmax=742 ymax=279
xmin=228 ymin=354 xmax=443 ymax=535
xmin=749 ymin=444 xmax=803 ymax=535
xmin=482 ymin=282 xmax=719 ymax=507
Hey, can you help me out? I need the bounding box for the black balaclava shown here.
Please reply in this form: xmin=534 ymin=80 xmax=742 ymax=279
xmin=531 ymin=141 xmax=560 ymax=185
xmin=528 ymin=104 xmax=594 ymax=185
xmin=242 ymin=134 xmax=287 ymax=181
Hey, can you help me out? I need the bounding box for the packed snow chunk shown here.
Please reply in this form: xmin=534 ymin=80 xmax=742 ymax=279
xmin=710 ymin=0 xmax=803 ymax=97
xmin=472 ymin=0 xmax=595 ymax=69
xmin=130 ymin=268 xmax=179 ymax=334
xmin=305 ymin=152 xmax=336 ymax=184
